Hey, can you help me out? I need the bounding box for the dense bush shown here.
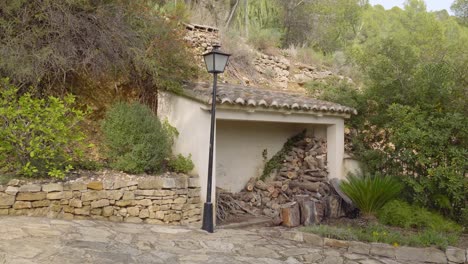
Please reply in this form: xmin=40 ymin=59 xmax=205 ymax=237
xmin=0 ymin=0 xmax=197 ymax=109
xmin=377 ymin=200 xmax=462 ymax=233
xmin=340 ymin=174 xmax=403 ymax=216
xmin=168 ymin=154 xmax=195 ymax=174
xmin=101 ymin=102 xmax=171 ymax=174
xmin=0 ymin=78 xmax=86 ymax=178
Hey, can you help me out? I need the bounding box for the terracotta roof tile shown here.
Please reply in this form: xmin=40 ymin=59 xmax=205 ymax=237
xmin=183 ymin=83 xmax=357 ymax=115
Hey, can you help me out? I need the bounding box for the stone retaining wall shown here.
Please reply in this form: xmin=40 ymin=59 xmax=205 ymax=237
xmin=280 ymin=229 xmax=467 ymax=264
xmin=0 ymin=175 xmax=202 ymax=225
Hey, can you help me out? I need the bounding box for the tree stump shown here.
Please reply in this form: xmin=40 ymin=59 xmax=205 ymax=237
xmin=281 ymin=202 xmax=300 ymax=227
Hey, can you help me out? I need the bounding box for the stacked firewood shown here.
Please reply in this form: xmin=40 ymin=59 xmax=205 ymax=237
xmin=217 ymin=136 xmax=346 ymax=226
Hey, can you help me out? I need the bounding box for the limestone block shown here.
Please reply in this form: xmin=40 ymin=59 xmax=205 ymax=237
xmin=72 ymin=191 xmax=82 ymax=198
xmin=17 ymin=192 xmax=46 ymax=201
xmin=396 ymin=246 xmax=446 ymax=263
xmin=113 ymin=181 xmax=138 ymax=189
xmin=0 ymin=209 xmax=9 ymax=215
xmin=323 ymin=238 xmax=349 ymax=249
xmin=7 ymin=179 xmax=20 ymax=186
xmin=172 ymin=204 xmax=184 ymax=210
xmin=188 ymin=177 xmax=199 ymax=188
xmin=116 ymin=200 xmax=134 ymax=207
xmin=155 ymin=211 xmax=165 ymax=220
xmin=125 ymin=217 xmax=143 ymax=223
xmin=63 ymin=206 xmax=74 ymax=213
xmin=370 ymin=243 xmax=396 ymax=259
xmin=173 ymin=197 xmax=187 ymax=204
xmin=174 ymin=176 xmax=188 ymax=189
xmin=102 ymin=206 xmax=114 ymax=217
xmin=348 ymin=241 xmax=370 ymax=255
xmin=60 ymin=199 xmax=69 ymax=205
xmin=91 ymin=199 xmax=110 ymax=208
xmin=13 ymin=201 xmax=32 ymax=209
xmin=87 ymin=181 xmax=103 ymax=190
xmin=164 ymin=213 xmax=181 ymax=222
xmin=136 ymin=199 xmax=152 ymax=206
xmin=0 ymin=193 xmax=15 ymax=206
xmin=302 ymin=233 xmax=323 ymax=247
xmin=445 ymin=247 xmax=465 ymax=263
xmin=106 ymin=190 xmax=123 ymax=200
xmin=69 ymin=199 xmax=82 ymax=208
xmin=64 ymin=182 xmax=87 ymax=191
xmin=127 ymin=207 xmax=139 ymax=216
xmin=42 ymin=183 xmax=63 ymax=192
xmin=5 ymin=186 xmax=19 ymax=195
xmin=119 ymin=208 xmax=127 ymax=216
xmin=188 ymin=189 xmax=200 ymax=197
xmin=47 ymin=191 xmax=72 ymax=200
xmin=154 ymin=190 xmax=176 ymax=197
xmin=60 ymin=213 xmax=74 ymax=220
xmin=19 ymin=184 xmax=41 ymax=192
xmin=138 ymin=177 xmax=163 ymax=190
xmin=75 ymin=206 xmax=91 ymax=215
xmin=145 ymin=219 xmax=164 ymax=224
xmin=139 ymin=209 xmax=150 ymax=218
xmin=81 ymin=191 xmax=106 ymax=201
xmin=162 ymin=178 xmax=176 ymax=189
xmin=122 ymin=191 xmax=135 ymax=200
xmin=109 ymin=215 xmax=123 ymax=222
xmin=91 ymin=208 xmax=103 ymax=215
xmin=134 ymin=190 xmax=154 ymax=196
xmin=31 ymin=200 xmax=50 ymax=208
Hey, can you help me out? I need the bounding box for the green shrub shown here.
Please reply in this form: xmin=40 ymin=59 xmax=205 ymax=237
xmin=378 ymin=200 xmax=462 ymax=233
xmin=248 ymin=27 xmax=283 ymax=51
xmin=0 ymin=78 xmax=86 ymax=178
xmin=340 ymin=174 xmax=403 ymax=216
xmin=301 ymin=223 xmax=459 ymax=249
xmin=101 ymin=102 xmax=170 ymax=174
xmin=168 ymin=154 xmax=194 ymax=174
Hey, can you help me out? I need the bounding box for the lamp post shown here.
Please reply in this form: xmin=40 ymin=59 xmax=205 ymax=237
xmin=201 ymin=44 xmax=230 ymax=233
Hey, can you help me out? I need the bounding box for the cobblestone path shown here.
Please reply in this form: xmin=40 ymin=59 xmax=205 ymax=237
xmin=0 ymin=216 xmax=411 ymax=264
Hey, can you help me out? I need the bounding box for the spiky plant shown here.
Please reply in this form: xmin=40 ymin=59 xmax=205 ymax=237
xmin=340 ymin=174 xmax=403 ymax=217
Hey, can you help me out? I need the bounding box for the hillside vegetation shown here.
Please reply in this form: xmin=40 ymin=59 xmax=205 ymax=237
xmin=0 ymin=0 xmax=467 ymax=224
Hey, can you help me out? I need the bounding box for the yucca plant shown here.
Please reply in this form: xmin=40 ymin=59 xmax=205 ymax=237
xmin=340 ymin=174 xmax=403 ymax=217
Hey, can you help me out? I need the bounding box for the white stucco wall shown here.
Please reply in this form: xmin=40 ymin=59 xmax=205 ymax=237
xmin=216 ymin=120 xmax=326 ymax=192
xmin=343 ymin=153 xmax=363 ymax=178
xmin=157 ymin=92 xmax=214 ymax=205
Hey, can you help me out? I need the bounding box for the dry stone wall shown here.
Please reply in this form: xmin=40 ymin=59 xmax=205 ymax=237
xmin=0 ymin=175 xmax=201 ymax=225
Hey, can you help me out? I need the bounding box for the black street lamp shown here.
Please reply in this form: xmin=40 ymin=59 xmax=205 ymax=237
xmin=201 ymin=44 xmax=230 ymax=233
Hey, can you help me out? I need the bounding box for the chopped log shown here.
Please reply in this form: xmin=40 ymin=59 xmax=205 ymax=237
xmin=239 ymin=192 xmax=255 ymax=202
xmin=281 ymin=183 xmax=289 ymax=192
xmin=289 ymin=181 xmax=321 ymax=192
xmin=267 ymin=185 xmax=276 ymax=193
xmin=279 ymin=171 xmax=297 ymax=179
xmin=302 ymin=175 xmax=326 ymax=182
xmin=326 ymin=195 xmax=346 ymax=219
xmin=304 ymin=155 xmax=318 ymax=170
xmin=329 ymin=178 xmax=353 ymax=205
xmin=271 ymin=189 xmax=279 ymax=198
xmin=281 ymin=202 xmax=300 ymax=227
xmin=255 ymin=180 xmax=268 ymax=191
xmin=298 ymin=198 xmax=319 ymax=225
xmin=269 ymin=181 xmax=283 ymax=188
xmin=245 ymin=177 xmax=256 ymax=192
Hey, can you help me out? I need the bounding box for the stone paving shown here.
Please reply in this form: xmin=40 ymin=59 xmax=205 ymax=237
xmin=0 ymin=216 xmax=418 ymax=264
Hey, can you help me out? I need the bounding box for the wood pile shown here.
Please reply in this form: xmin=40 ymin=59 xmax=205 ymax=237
xmin=217 ymin=135 xmax=351 ymax=226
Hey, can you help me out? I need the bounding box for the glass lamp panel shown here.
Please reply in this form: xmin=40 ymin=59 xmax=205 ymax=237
xmin=203 ymin=53 xmax=214 ymax=72
xmin=214 ymin=53 xmax=229 ymax=73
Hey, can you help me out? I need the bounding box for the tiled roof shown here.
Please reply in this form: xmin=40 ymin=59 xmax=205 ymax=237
xmin=182 ymin=83 xmax=357 ymax=115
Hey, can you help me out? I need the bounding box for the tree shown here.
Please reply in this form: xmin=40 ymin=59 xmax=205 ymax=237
xmin=451 ymin=0 xmax=468 ymax=24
